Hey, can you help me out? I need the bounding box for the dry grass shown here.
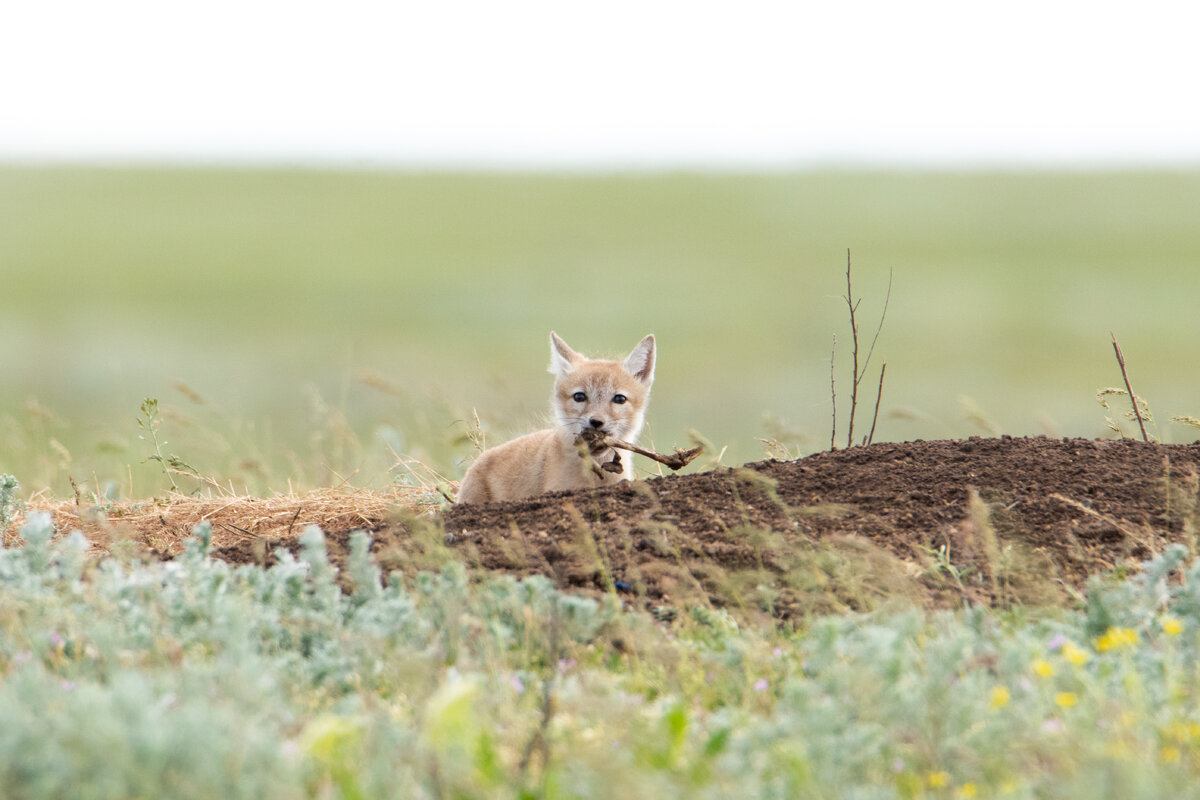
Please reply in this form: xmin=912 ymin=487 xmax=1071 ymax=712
xmin=5 ymin=486 xmax=444 ymax=556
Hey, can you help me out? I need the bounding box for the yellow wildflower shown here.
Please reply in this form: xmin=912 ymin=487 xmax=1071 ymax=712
xmin=1095 ymin=627 xmax=1138 ymax=652
xmin=989 ymin=685 xmax=1011 ymax=710
xmin=927 ymin=771 xmax=950 ymax=788
xmin=959 ymin=782 xmax=978 ymax=798
xmin=1032 ymin=658 xmax=1055 ymax=678
xmin=1054 ymin=691 xmax=1078 ymax=708
xmin=1161 ymin=746 xmax=1182 ymax=764
xmin=1163 ymin=617 xmax=1184 ymax=637
xmin=1062 ymin=642 xmax=1090 ymax=665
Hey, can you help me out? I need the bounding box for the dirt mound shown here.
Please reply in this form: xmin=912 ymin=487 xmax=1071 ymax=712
xmin=211 ymin=436 xmax=1200 ymax=618
xmin=17 ymin=437 xmax=1197 ymax=618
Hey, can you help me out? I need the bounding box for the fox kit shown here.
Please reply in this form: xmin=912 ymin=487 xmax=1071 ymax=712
xmin=456 ymin=332 xmax=656 ymax=504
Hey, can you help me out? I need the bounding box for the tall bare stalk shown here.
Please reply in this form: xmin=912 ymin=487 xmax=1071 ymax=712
xmin=829 ymin=335 xmax=838 ymax=450
xmin=1110 ymin=332 xmax=1149 ymax=442
xmin=866 ymin=362 xmax=887 ymax=446
xmin=836 ymin=251 xmax=892 ymax=449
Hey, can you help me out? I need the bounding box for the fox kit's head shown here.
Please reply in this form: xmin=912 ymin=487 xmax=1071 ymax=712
xmin=548 ymin=331 xmax=655 ymax=447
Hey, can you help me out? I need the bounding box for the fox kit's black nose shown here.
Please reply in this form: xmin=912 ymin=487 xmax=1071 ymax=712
xmin=589 ymin=418 xmax=604 ymax=429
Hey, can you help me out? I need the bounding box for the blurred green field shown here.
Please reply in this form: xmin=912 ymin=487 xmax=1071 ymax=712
xmin=2 ymin=166 xmax=1198 ymax=497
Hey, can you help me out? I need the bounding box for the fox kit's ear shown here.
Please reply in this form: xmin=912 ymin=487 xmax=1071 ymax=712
xmin=549 ymin=331 xmax=583 ymax=377
xmin=623 ymin=334 xmax=656 ymax=385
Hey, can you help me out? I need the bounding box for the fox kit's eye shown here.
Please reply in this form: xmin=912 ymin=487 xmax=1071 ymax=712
xmin=612 ymin=394 xmax=627 ymax=405
xmin=572 ymin=391 xmax=587 ymax=403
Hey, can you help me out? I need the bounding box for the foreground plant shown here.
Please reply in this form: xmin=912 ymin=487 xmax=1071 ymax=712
xmin=0 ymin=474 xmax=19 ymax=536
xmin=4 ymin=516 xmax=1200 ymax=798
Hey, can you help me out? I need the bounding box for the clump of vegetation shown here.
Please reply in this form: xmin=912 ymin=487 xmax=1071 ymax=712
xmin=0 ymin=474 xmax=20 ymax=536
xmin=136 ymin=397 xmax=207 ymax=494
xmin=5 ymin=513 xmax=1200 ymax=798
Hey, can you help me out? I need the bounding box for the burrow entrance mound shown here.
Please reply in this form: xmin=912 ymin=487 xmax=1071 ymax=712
xmin=214 ymin=436 xmax=1200 ymax=618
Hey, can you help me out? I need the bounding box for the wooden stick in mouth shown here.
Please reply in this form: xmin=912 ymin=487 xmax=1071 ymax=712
xmin=577 ymin=428 xmax=704 ymax=472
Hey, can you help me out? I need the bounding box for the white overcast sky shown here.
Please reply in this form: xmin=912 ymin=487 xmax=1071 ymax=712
xmin=2 ymin=0 xmax=1199 ymax=167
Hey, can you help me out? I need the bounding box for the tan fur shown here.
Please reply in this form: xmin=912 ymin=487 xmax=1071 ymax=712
xmin=457 ymin=331 xmax=656 ymax=504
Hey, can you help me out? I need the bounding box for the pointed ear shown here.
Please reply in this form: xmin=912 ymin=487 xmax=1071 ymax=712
xmin=548 ymin=331 xmax=582 ymax=376
xmin=623 ymin=334 xmax=656 ymax=384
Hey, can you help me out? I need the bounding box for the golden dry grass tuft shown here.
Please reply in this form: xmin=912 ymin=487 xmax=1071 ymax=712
xmin=6 ymin=486 xmax=443 ymax=555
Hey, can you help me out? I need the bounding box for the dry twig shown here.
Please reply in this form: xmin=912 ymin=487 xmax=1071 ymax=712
xmin=844 ymin=251 xmax=862 ymax=448
xmin=578 ymin=429 xmax=703 ymax=471
xmin=867 ymin=361 xmax=887 ymax=446
xmin=1110 ymin=332 xmax=1149 ymax=442
xmin=835 ymin=251 xmax=892 ymax=449
xmin=830 ymin=335 xmax=838 ymax=451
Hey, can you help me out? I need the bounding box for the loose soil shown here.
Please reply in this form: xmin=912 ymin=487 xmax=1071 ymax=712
xmin=21 ymin=436 xmax=1200 ymax=619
